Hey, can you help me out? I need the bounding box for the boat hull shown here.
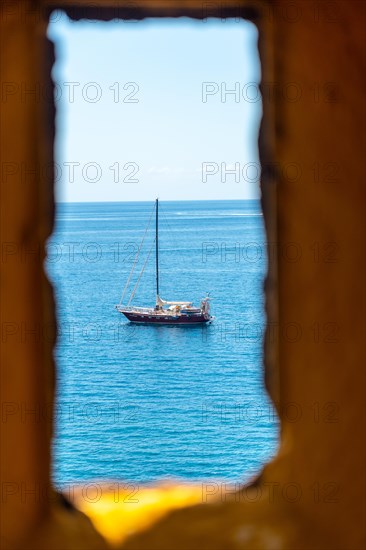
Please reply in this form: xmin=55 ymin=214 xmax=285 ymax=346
xmin=120 ymin=311 xmax=211 ymax=325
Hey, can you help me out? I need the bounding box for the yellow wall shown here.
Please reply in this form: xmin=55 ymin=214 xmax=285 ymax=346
xmin=1 ymin=1 xmax=365 ymax=548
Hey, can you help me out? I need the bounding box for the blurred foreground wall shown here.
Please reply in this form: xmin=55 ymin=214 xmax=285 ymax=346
xmin=1 ymin=1 xmax=365 ymax=549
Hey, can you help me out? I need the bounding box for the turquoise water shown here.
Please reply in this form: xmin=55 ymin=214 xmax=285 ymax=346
xmin=46 ymin=200 xmax=278 ymax=485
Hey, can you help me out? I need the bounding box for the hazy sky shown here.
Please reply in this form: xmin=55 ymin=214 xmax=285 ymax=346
xmin=48 ymin=14 xmax=261 ymax=202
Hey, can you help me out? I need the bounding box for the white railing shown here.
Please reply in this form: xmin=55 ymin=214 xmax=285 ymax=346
xmin=116 ymin=305 xmax=154 ymax=313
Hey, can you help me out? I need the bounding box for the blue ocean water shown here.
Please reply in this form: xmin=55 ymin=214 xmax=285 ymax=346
xmin=46 ymin=200 xmax=278 ymax=485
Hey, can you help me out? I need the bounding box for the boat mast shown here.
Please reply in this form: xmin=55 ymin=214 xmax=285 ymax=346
xmin=155 ymin=198 xmax=159 ymax=304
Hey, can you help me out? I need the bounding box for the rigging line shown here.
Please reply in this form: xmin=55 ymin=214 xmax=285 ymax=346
xmin=159 ymin=202 xmax=175 ymax=236
xmin=127 ymin=238 xmax=155 ymax=306
xmin=119 ymin=202 xmax=156 ymax=306
xmin=159 ymin=204 xmax=179 ymax=258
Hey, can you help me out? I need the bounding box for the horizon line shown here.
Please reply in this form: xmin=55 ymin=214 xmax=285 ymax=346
xmin=55 ymin=198 xmax=260 ymax=204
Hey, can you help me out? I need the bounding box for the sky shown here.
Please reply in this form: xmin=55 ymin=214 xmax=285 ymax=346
xmin=48 ymin=13 xmax=262 ymax=202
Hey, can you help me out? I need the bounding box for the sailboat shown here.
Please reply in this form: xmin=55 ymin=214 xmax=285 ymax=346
xmin=116 ymin=199 xmax=214 ymax=325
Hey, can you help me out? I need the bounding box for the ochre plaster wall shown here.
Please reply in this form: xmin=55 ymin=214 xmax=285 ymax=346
xmin=1 ymin=1 xmax=365 ymax=549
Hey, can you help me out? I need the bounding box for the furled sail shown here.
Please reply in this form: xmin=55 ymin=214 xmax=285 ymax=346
xmin=156 ymin=296 xmax=192 ymax=306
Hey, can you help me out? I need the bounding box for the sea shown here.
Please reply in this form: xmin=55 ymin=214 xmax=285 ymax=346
xmin=46 ymin=200 xmax=279 ymax=487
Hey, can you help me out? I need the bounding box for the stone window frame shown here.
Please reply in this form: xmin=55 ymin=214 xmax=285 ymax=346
xmin=3 ymin=1 xmax=365 ymax=548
